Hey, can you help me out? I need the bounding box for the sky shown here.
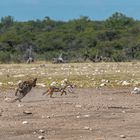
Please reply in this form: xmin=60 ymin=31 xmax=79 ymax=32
xmin=0 ymin=0 xmax=140 ymax=21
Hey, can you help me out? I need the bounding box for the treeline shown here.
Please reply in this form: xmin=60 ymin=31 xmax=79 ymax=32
xmin=0 ymin=12 xmax=140 ymax=63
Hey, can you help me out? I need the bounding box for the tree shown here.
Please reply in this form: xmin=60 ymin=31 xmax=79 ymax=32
xmin=105 ymin=12 xmax=135 ymax=29
xmin=1 ymin=16 xmax=14 ymax=27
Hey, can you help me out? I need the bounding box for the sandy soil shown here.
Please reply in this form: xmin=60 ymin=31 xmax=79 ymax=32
xmin=0 ymin=87 xmax=140 ymax=140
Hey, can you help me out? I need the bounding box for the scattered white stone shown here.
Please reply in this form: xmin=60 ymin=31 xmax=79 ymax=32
xmin=39 ymin=130 xmax=45 ymax=133
xmin=100 ymin=83 xmax=106 ymax=87
xmin=51 ymin=114 xmax=55 ymax=117
xmin=50 ymin=81 xmax=57 ymax=87
xmin=75 ymin=105 xmax=82 ymax=108
xmin=4 ymin=97 xmax=12 ymax=102
xmin=117 ymin=70 xmax=120 ymax=73
xmin=84 ymin=126 xmax=90 ymax=130
xmin=83 ymin=114 xmax=90 ymax=118
xmin=120 ymin=135 xmax=126 ymax=138
xmin=38 ymin=135 xmax=45 ymax=139
xmin=33 ymin=131 xmax=37 ymax=134
xmin=117 ymin=81 xmax=121 ymax=85
xmin=122 ymin=110 xmax=126 ymax=113
xmin=76 ymin=116 xmax=80 ymax=119
xmin=122 ymin=81 xmax=130 ymax=86
xmin=13 ymin=74 xmax=25 ymax=78
xmin=101 ymin=79 xmax=106 ymax=82
xmin=8 ymin=82 xmax=14 ymax=85
xmin=22 ymin=121 xmax=28 ymax=124
xmin=131 ymin=87 xmax=140 ymax=94
xmin=23 ymin=111 xmax=32 ymax=115
xmin=48 ymin=77 xmax=52 ymax=80
xmin=0 ymin=82 xmax=3 ymax=86
xmin=18 ymin=104 xmax=24 ymax=107
xmin=80 ymin=84 xmax=83 ymax=88
xmin=31 ymin=67 xmax=37 ymax=70
xmin=37 ymin=83 xmax=46 ymax=87
xmin=106 ymin=80 xmax=110 ymax=83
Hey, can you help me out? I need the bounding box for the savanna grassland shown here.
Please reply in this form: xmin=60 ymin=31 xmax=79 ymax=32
xmin=0 ymin=62 xmax=140 ymax=140
xmin=0 ymin=62 xmax=139 ymax=90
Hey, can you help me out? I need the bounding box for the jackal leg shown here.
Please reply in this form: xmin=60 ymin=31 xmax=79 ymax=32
xmin=61 ymin=90 xmax=67 ymax=96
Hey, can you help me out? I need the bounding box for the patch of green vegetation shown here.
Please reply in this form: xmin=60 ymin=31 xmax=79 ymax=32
xmin=0 ymin=62 xmax=140 ymax=91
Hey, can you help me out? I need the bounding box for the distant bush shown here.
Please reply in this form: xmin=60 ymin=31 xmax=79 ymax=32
xmin=0 ymin=51 xmax=11 ymax=63
xmin=0 ymin=13 xmax=139 ymax=63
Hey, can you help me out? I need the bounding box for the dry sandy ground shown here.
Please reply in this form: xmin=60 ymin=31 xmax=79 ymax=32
xmin=0 ymin=87 xmax=140 ymax=140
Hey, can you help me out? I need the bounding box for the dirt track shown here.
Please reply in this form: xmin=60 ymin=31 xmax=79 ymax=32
xmin=0 ymin=87 xmax=140 ymax=140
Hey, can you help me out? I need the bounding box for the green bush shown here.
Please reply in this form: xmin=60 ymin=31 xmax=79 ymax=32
xmin=0 ymin=51 xmax=11 ymax=63
xmin=112 ymin=51 xmax=126 ymax=62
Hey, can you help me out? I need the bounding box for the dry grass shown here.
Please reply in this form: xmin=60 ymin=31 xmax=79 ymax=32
xmin=0 ymin=62 xmax=140 ymax=90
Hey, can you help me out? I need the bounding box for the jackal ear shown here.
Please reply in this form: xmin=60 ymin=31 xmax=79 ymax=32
xmin=32 ymin=78 xmax=37 ymax=87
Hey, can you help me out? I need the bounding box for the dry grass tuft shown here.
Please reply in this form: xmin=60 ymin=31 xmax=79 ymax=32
xmin=0 ymin=62 xmax=140 ymax=90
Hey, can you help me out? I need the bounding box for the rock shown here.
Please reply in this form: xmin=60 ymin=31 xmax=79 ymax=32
xmin=84 ymin=126 xmax=90 ymax=130
xmin=4 ymin=98 xmax=12 ymax=102
xmin=8 ymin=82 xmax=14 ymax=85
xmin=83 ymin=114 xmax=90 ymax=118
xmin=89 ymin=128 xmax=93 ymax=131
xmin=18 ymin=104 xmax=24 ymax=107
xmin=122 ymin=110 xmax=126 ymax=113
xmin=39 ymin=129 xmax=45 ymax=133
xmin=22 ymin=121 xmax=28 ymax=124
xmin=122 ymin=81 xmax=130 ymax=86
xmin=31 ymin=68 xmax=36 ymax=70
xmin=33 ymin=131 xmax=36 ymax=135
xmin=0 ymin=82 xmax=3 ymax=86
xmin=101 ymin=79 xmax=106 ymax=82
xmin=100 ymin=83 xmax=106 ymax=87
xmin=75 ymin=105 xmax=82 ymax=108
xmin=47 ymin=116 xmax=50 ymax=119
xmin=33 ymin=131 xmax=37 ymax=134
xmin=76 ymin=116 xmax=80 ymax=119
xmin=38 ymin=135 xmax=45 ymax=139
xmin=120 ymin=135 xmax=126 ymax=138
xmin=106 ymin=80 xmax=110 ymax=83
xmin=23 ymin=111 xmax=32 ymax=115
xmin=36 ymin=83 xmax=46 ymax=87
xmin=48 ymin=77 xmax=52 ymax=80
xmin=131 ymin=87 xmax=140 ymax=94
